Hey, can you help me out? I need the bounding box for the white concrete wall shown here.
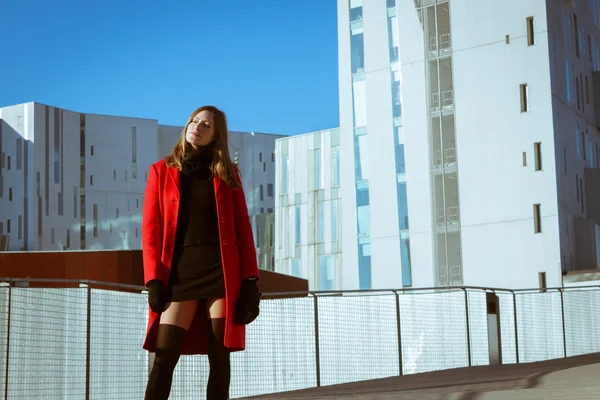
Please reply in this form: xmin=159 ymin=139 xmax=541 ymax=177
xmin=0 ymin=102 xmax=284 ymax=254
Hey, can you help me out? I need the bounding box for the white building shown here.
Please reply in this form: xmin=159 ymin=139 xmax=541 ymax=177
xmin=0 ymin=102 xmax=284 ymax=261
xmin=274 ymin=129 xmax=341 ymax=290
xmin=276 ymin=0 xmax=600 ymax=291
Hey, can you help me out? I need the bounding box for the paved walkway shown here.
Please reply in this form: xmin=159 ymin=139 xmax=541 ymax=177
xmin=243 ymin=353 xmax=600 ymax=399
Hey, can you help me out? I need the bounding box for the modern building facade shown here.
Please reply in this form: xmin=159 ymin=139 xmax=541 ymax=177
xmin=282 ymin=0 xmax=600 ymax=291
xmin=0 ymin=102 xmax=283 ymax=266
xmin=274 ymin=128 xmax=342 ymax=290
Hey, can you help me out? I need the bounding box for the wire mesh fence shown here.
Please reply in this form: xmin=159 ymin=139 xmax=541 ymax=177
xmin=0 ymin=279 xmax=599 ymax=399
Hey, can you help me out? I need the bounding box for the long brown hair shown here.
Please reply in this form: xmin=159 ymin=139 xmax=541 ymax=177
xmin=165 ymin=105 xmax=240 ymax=188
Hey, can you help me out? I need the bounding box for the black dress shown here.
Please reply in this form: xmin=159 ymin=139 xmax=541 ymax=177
xmin=166 ymin=147 xmax=226 ymax=302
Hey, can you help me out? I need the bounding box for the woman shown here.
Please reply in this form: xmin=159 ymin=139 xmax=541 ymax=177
xmin=142 ymin=105 xmax=261 ymax=400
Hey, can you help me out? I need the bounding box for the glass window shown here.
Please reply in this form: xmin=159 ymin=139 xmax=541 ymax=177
xmin=391 ymin=70 xmax=402 ymax=118
xmin=268 ymin=183 xmax=273 ymax=197
xmin=292 ymin=258 xmax=302 ymax=278
xmin=331 ymin=199 xmax=339 ymax=242
xmin=386 ymin=0 xmax=396 ymax=8
xmin=352 ymin=76 xmax=367 ymax=127
xmin=400 ymin=234 xmax=412 ymax=287
xmin=295 ymin=205 xmax=301 ymax=245
xmin=332 ymin=146 xmax=341 ymax=187
xmin=388 ymin=13 xmax=399 ymax=65
xmin=358 ymin=238 xmax=372 ymax=289
xmin=315 ymin=149 xmax=322 ymax=189
xmin=354 ymin=131 xmax=369 ymax=181
xmin=356 ymin=182 xmax=370 ymax=237
xmin=394 ymin=125 xmax=405 ymax=174
xmin=282 ymin=154 xmax=289 ymax=194
xmin=397 ymin=179 xmax=409 ymax=231
xmin=318 ymin=201 xmax=324 ymax=242
xmin=260 ymin=185 xmax=264 ymax=201
xmin=576 ymin=123 xmax=581 ymax=161
xmin=319 ymin=255 xmax=335 ymax=290
xmin=351 ymin=22 xmax=365 ymax=74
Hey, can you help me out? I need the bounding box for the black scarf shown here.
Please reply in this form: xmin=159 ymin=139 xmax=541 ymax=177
xmin=182 ymin=144 xmax=214 ymax=180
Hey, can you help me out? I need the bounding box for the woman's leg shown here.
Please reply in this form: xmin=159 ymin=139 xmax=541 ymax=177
xmin=145 ymin=300 xmax=199 ymax=400
xmin=206 ymin=298 xmax=230 ymax=400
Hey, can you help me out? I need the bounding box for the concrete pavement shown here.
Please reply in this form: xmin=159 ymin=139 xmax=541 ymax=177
xmin=243 ymin=353 xmax=600 ymax=399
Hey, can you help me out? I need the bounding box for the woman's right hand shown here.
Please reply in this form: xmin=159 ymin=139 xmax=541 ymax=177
xmin=147 ymin=280 xmax=166 ymax=313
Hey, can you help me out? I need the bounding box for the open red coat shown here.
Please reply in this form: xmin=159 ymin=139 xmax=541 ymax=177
xmin=141 ymin=159 xmax=260 ymax=355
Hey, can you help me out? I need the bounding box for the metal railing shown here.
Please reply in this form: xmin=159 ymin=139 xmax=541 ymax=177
xmin=1 ymin=278 xmax=600 ymax=399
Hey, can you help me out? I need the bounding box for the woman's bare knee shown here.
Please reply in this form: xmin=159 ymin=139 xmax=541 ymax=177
xmin=207 ymin=298 xmax=226 ymax=319
xmin=160 ymin=300 xmax=199 ymax=330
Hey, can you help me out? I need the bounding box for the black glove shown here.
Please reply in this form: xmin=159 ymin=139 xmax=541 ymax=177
xmin=235 ymin=278 xmax=262 ymax=325
xmin=147 ymin=279 xmax=167 ymax=314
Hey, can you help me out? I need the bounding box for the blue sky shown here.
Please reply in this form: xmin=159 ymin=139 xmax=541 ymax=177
xmin=0 ymin=0 xmax=339 ymax=135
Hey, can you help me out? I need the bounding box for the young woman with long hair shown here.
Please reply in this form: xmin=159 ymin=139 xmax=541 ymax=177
xmin=142 ymin=105 xmax=261 ymax=399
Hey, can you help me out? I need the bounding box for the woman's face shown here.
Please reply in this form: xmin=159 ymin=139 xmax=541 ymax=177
xmin=185 ymin=110 xmax=216 ymax=149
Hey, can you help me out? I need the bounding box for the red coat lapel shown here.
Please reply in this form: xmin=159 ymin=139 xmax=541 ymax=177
xmin=168 ymin=166 xmax=180 ymax=196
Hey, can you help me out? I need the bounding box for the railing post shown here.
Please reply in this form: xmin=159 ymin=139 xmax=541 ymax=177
xmin=85 ymin=284 xmax=91 ymax=400
xmin=560 ymin=288 xmax=567 ymax=358
xmin=313 ymin=294 xmax=321 ymax=387
xmin=512 ymin=291 xmax=519 ymax=363
xmin=463 ymin=288 xmax=472 ymax=367
xmin=394 ymin=291 xmax=403 ymax=376
xmin=4 ymin=281 xmax=12 ymax=400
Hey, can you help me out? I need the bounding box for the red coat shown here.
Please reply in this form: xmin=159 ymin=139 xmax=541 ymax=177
xmin=141 ymin=159 xmax=260 ymax=355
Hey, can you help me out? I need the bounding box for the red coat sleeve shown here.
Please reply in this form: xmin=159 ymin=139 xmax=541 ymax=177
xmin=142 ymin=164 xmax=162 ymax=286
xmin=232 ymin=167 xmax=260 ymax=281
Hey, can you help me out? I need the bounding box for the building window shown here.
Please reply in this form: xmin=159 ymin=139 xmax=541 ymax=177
xmin=352 ymin=75 xmax=367 ymax=127
xmin=58 ymin=192 xmax=63 ymax=216
xmin=391 ymin=70 xmax=402 ymax=119
xmin=576 ymin=174 xmax=580 ymax=202
xmin=356 ymin=182 xmax=370 ymax=237
xmin=9 ymin=188 xmax=12 ymax=202
xmin=354 ymin=130 xmax=369 ymax=181
xmin=317 ymin=201 xmax=324 ymax=243
xmin=132 ymin=127 xmax=137 ymax=179
xmin=267 ymin=184 xmax=273 ymax=197
xmin=576 ymin=76 xmax=581 ymax=110
xmin=90 ymin=145 xmax=94 ymax=156
xmin=527 ymin=17 xmax=535 ymax=46
xmin=90 ymin=175 xmax=93 ymax=186
xmin=533 ymin=204 xmax=541 ymax=233
xmin=260 ymin=185 xmax=264 ymax=201
xmin=394 ymin=124 xmax=405 ymax=174
xmin=574 ymin=14 xmax=580 ymax=58
xmin=332 ymin=146 xmax=341 ymax=187
xmin=315 ymin=149 xmax=322 ymax=190
xmin=93 ymin=205 xmax=98 ymax=237
xmin=73 ymin=186 xmax=78 ymax=218
xmin=66 ymin=229 xmax=70 ymax=248
xmin=585 ymin=76 xmax=590 ymax=104
xmin=523 ymin=152 xmax=527 ymax=167
xmin=319 ymin=255 xmax=335 ymax=291
xmin=534 ymin=142 xmax=542 ymax=171
xmin=291 ymin=258 xmax=301 ymax=278
xmin=350 ymin=0 xmax=363 ymax=21
xmin=351 ymin=21 xmax=365 ymax=74
xmin=282 ymin=154 xmax=289 ymax=195
xmin=580 ymin=177 xmax=585 ymax=213
xmin=331 ymin=199 xmax=339 ymax=242
xmin=386 ymin=0 xmax=395 ymax=9
xmin=520 ymin=84 xmax=529 ymax=112
xmin=295 ymin=205 xmax=301 ymax=245
xmin=397 ymin=179 xmax=409 ymax=231
xmin=16 ymin=139 xmax=23 ymax=170
xmin=18 ymin=215 xmax=22 ymax=240
xmin=388 ymin=10 xmax=399 ymax=65
xmin=7 ymin=156 xmax=11 ymax=170
xmin=358 ymin=238 xmax=371 ymax=290
xmin=589 ymin=36 xmax=593 ymax=62
xmin=566 ymin=61 xmax=572 ymax=103
xmin=267 ymin=208 xmax=273 ymax=213
xmin=6 ymin=220 xmax=10 ymax=234
xmin=400 ymin=234 xmax=412 ymax=287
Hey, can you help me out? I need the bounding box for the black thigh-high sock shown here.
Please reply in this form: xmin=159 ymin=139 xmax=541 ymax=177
xmin=145 ymin=324 xmax=188 ymax=400
xmin=207 ymin=318 xmax=231 ymax=400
